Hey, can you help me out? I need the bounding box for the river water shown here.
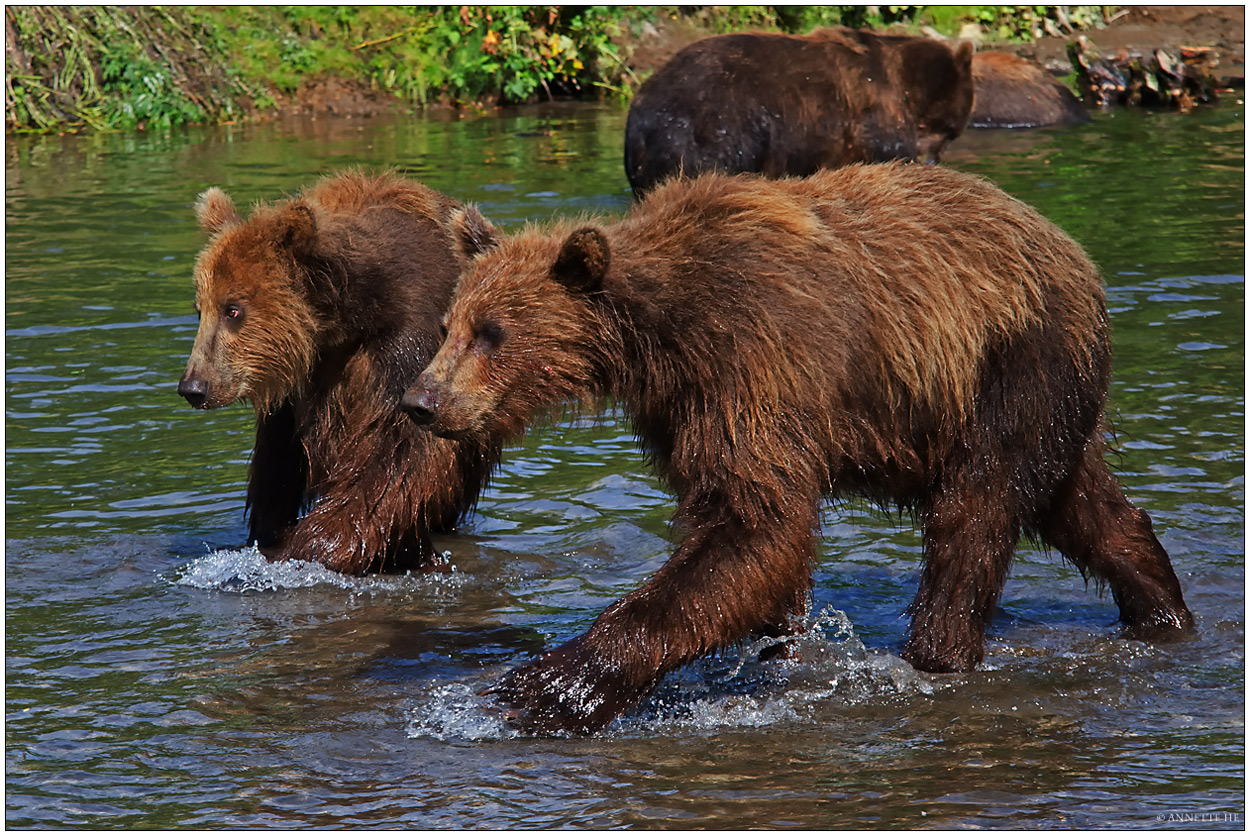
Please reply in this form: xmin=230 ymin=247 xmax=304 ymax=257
xmin=5 ymin=100 xmax=1244 ymax=828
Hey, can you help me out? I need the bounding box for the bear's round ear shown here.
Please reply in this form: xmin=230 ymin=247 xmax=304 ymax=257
xmin=953 ymin=40 xmax=975 ymax=68
xmin=195 ymin=187 xmax=241 ymax=234
xmin=552 ymin=227 xmax=610 ymax=295
xmin=450 ymin=205 xmax=499 ymax=258
xmin=279 ymin=203 xmax=317 ymax=259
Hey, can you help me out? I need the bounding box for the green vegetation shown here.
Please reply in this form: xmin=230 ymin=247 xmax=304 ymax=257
xmin=5 ymin=6 xmax=258 ymax=132
xmin=5 ymin=5 xmax=1112 ymax=134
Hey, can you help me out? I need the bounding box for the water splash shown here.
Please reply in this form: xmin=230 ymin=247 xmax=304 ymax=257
xmin=781 ymin=607 xmax=941 ymax=701
xmin=173 ymin=546 xmax=463 ymax=593
xmin=405 ymin=682 xmax=519 ymax=742
xmin=401 ymin=608 xmax=948 ymax=741
xmin=408 ymin=608 xmax=945 ymax=741
xmin=633 ymin=608 xmax=942 ymax=735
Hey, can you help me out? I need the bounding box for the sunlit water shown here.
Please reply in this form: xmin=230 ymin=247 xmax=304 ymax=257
xmin=6 ymin=100 xmax=1244 ymax=828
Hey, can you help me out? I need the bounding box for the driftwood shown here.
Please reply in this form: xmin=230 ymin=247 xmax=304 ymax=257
xmin=1069 ymin=36 xmax=1222 ymax=111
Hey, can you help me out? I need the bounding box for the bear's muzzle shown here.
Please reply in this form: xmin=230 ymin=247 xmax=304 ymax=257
xmin=177 ymin=374 xmax=210 ymax=409
xmin=400 ymin=381 xmax=439 ymax=425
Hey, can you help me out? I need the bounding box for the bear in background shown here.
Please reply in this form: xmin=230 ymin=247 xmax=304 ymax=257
xmin=177 ymin=170 xmax=499 ymax=574
xmin=970 ymin=51 xmax=1091 ymax=128
xmin=404 ymin=164 xmax=1193 ymax=734
xmin=623 ymin=28 xmax=975 ymax=195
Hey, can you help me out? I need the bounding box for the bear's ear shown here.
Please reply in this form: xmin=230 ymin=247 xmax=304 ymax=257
xmin=953 ymin=39 xmax=975 ymax=69
xmin=450 ymin=205 xmax=499 ymax=258
xmin=552 ymin=227 xmax=610 ymax=295
xmin=195 ymin=187 xmax=241 ymax=234
xmin=277 ymin=203 xmax=318 ymax=260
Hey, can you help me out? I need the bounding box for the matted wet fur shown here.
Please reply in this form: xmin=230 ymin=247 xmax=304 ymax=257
xmin=178 ymin=170 xmax=498 ymax=573
xmin=624 ymin=27 xmax=975 ymax=195
xmin=405 ymin=164 xmax=1193 ymax=734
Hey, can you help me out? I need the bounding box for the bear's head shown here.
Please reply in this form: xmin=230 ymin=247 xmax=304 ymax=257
xmin=177 ymin=188 xmax=324 ymax=413
xmin=906 ymin=39 xmax=976 ymax=163
xmin=401 ymin=222 xmax=611 ymax=444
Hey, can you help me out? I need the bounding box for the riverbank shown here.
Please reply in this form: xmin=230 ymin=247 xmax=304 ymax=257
xmin=5 ymin=5 xmax=1244 ymax=134
xmin=1016 ymin=6 xmax=1244 ymax=79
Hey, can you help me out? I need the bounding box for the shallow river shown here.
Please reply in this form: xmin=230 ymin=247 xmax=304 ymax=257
xmin=5 ymin=99 xmax=1244 ymax=828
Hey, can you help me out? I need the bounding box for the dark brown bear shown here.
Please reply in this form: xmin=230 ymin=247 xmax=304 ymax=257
xmin=970 ymin=51 xmax=1091 ymax=128
xmin=404 ymin=164 xmax=1193 ymax=735
xmin=178 ymin=170 xmax=499 ymax=574
xmin=623 ymin=28 xmax=975 ymax=194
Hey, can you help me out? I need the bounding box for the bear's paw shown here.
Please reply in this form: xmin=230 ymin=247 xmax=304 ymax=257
xmin=487 ymin=635 xmax=648 ymax=736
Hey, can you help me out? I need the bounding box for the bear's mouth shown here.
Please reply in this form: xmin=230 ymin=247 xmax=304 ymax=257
xmin=426 ymin=425 xmax=473 ymax=442
xmin=405 ymin=410 xmax=482 ymax=445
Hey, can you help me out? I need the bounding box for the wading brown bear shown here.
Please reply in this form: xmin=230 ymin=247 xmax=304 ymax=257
xmin=178 ymin=170 xmax=499 ymax=574
xmin=970 ymin=51 xmax=1091 ymax=128
xmin=403 ymin=163 xmax=1194 ymax=735
xmin=623 ymin=28 xmax=975 ymax=195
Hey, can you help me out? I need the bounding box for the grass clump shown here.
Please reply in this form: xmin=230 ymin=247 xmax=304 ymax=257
xmin=5 ymin=6 xmax=261 ymax=132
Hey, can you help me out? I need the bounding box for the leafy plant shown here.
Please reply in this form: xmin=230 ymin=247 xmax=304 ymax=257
xmin=98 ymin=43 xmax=205 ymax=129
xmin=972 ymin=5 xmax=1109 ymax=42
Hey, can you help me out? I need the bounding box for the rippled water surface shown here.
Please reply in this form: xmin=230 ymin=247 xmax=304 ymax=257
xmin=6 ymin=101 xmax=1244 ymax=829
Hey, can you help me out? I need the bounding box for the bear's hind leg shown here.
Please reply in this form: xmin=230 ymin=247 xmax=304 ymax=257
xmin=755 ymin=584 xmax=815 ymax=661
xmin=1038 ymin=438 xmax=1194 ymax=638
xmin=903 ymin=468 xmax=1019 ymax=673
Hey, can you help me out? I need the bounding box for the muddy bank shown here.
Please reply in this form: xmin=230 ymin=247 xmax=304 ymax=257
xmin=1025 ymin=5 xmax=1244 ymax=80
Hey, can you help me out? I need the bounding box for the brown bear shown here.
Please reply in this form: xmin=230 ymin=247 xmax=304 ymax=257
xmin=177 ymin=170 xmax=499 ymax=574
xmin=403 ymin=163 xmax=1193 ymax=735
xmin=970 ymin=51 xmax=1090 ymax=128
xmin=623 ymin=28 xmax=975 ymax=195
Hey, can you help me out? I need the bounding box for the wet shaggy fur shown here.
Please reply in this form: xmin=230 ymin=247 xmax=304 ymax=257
xmin=406 ymin=164 xmax=1193 ymax=734
xmin=623 ymin=28 xmax=975 ymax=195
xmin=178 ymin=170 xmax=498 ymax=573
xmin=970 ymin=51 xmax=1091 ymax=128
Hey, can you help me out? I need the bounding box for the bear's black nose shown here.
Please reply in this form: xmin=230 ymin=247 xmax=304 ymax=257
xmin=401 ymin=387 xmax=438 ymax=425
xmin=178 ymin=376 xmax=209 ymax=409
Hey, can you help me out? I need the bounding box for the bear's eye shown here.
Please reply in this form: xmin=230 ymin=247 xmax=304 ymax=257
xmin=222 ymin=303 xmax=244 ymax=329
xmin=474 ymin=320 xmax=504 ymax=354
xmin=438 ymin=322 xmax=449 ymax=341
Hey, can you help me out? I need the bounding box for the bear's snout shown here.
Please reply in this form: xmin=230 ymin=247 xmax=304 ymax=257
xmin=178 ymin=375 xmax=210 ymax=409
xmin=401 ymin=381 xmax=439 ymax=425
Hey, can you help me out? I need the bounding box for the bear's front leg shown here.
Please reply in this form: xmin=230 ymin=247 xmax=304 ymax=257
xmin=491 ymin=505 xmax=816 ymax=735
xmin=272 ymin=414 xmax=470 ymax=574
xmin=276 ymin=499 xmax=439 ymax=574
xmin=246 ymin=402 xmax=307 ymax=550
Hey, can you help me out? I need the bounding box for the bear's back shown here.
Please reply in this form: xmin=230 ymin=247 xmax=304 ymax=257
xmin=624 ymin=28 xmax=975 ymax=192
xmin=970 ymin=52 xmax=1091 ymax=128
xmin=299 ymin=169 xmax=451 ymax=220
xmin=612 ymin=164 xmax=1103 ymax=420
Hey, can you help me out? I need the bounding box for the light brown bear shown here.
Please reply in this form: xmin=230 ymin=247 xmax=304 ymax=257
xmin=178 ymin=170 xmax=499 ymax=573
xmin=403 ymin=164 xmax=1193 ymax=734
